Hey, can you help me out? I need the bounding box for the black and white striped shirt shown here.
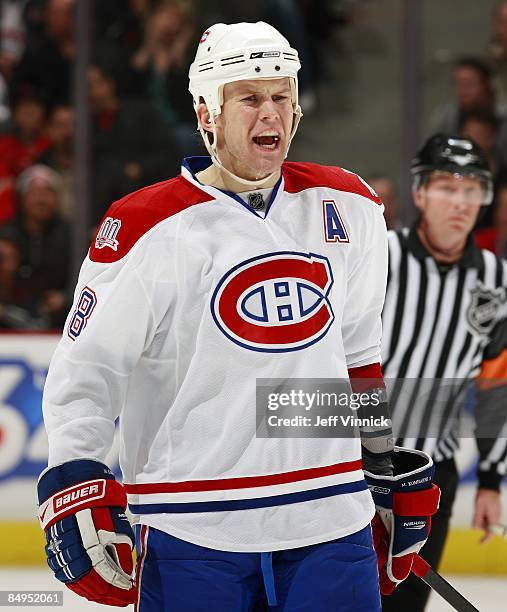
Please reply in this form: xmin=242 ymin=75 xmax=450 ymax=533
xmin=382 ymin=227 xmax=507 ymax=487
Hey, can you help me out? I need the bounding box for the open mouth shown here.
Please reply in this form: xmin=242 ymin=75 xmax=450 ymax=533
xmin=252 ymin=135 xmax=280 ymax=150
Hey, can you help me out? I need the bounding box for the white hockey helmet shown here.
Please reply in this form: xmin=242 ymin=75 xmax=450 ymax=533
xmin=188 ymin=22 xmax=303 ymax=185
xmin=189 ymin=21 xmax=301 ymax=116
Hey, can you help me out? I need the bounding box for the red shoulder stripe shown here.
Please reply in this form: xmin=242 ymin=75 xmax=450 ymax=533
xmin=282 ymin=161 xmax=382 ymax=206
xmin=89 ymin=176 xmax=213 ymax=263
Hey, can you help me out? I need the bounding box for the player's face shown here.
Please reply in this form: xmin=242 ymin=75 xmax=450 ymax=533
xmin=214 ymin=78 xmax=294 ymax=181
xmin=414 ymin=172 xmax=483 ymax=243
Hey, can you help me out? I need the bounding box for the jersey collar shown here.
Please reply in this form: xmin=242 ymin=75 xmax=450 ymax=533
xmin=181 ymin=156 xmax=284 ymax=220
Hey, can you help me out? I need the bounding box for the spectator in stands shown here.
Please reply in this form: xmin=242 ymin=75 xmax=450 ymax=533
xmin=37 ymin=103 xmax=74 ymax=219
xmin=0 ymin=68 xmax=12 ymax=133
xmin=11 ymin=0 xmax=74 ymax=109
xmin=459 ymin=111 xmax=505 ymax=239
xmin=0 ymin=92 xmax=50 ymax=178
xmin=459 ymin=110 xmax=502 ymax=175
xmin=0 ymin=1 xmax=27 ymax=64
xmin=0 ymin=232 xmax=46 ymax=329
xmin=489 ymin=0 xmax=507 ymax=113
xmin=92 ymin=0 xmax=152 ymax=81
xmin=22 ymin=0 xmax=48 ymax=38
xmin=0 ymin=161 xmax=16 ymax=224
xmin=0 ymin=0 xmax=28 ymax=130
xmin=367 ymin=175 xmax=401 ymax=229
xmin=88 ymin=63 xmax=179 ymax=221
xmin=430 ymin=58 xmax=501 ymax=135
xmin=0 ymin=164 xmax=70 ymax=329
xmin=121 ymin=0 xmax=199 ymax=154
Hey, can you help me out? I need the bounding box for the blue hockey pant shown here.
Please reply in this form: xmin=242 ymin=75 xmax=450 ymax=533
xmin=134 ymin=523 xmax=381 ymax=611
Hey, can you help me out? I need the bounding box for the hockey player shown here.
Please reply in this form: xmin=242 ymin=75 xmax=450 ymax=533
xmin=36 ymin=23 xmax=439 ymax=610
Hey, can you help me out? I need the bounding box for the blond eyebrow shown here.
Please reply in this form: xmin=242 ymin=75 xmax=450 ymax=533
xmin=234 ymin=87 xmax=291 ymax=96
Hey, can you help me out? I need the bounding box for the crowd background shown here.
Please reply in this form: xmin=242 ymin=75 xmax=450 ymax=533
xmin=1 ymin=0 xmax=507 ymax=330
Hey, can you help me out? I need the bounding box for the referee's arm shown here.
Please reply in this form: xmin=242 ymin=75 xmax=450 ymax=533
xmin=473 ymin=319 xmax=507 ymax=541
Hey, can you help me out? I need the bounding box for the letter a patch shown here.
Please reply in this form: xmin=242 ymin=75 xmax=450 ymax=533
xmin=322 ymin=200 xmax=349 ymax=243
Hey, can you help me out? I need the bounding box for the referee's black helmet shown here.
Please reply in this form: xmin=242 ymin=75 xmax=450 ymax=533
xmin=410 ymin=134 xmax=493 ymax=204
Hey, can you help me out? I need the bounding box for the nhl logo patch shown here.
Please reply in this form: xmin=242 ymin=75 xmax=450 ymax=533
xmin=466 ymin=281 xmax=506 ymax=335
xmin=248 ymin=192 xmax=265 ymax=211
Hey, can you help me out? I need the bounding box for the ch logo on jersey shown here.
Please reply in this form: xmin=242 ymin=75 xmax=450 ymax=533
xmin=323 ymin=200 xmax=349 ymax=243
xmin=95 ymin=217 xmax=121 ymax=251
xmin=466 ymin=282 xmax=506 ymax=335
xmin=211 ymin=251 xmax=335 ymax=352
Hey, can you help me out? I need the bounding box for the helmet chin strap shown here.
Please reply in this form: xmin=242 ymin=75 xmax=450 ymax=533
xmin=199 ymin=107 xmax=302 ymax=190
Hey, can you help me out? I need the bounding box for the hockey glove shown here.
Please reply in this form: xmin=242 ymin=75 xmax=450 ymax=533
xmin=37 ymin=459 xmax=136 ymax=607
xmin=364 ymin=447 xmax=440 ymax=595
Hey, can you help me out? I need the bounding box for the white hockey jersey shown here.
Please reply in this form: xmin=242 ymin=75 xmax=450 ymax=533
xmin=43 ymin=156 xmax=388 ymax=552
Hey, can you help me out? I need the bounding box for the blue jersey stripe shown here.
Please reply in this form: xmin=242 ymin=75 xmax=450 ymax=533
xmin=129 ymin=479 xmax=368 ymax=514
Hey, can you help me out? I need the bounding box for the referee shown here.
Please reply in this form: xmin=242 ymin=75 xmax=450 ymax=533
xmin=381 ymin=134 xmax=507 ymax=611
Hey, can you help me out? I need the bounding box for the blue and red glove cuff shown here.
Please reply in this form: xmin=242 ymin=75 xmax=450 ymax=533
xmin=38 ymin=459 xmax=116 ymax=501
xmin=365 ymin=447 xmax=436 ymax=509
xmin=37 ymin=459 xmax=127 ymax=531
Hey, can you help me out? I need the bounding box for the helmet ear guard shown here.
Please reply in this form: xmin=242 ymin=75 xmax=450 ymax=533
xmin=188 ymin=22 xmax=303 ymax=186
